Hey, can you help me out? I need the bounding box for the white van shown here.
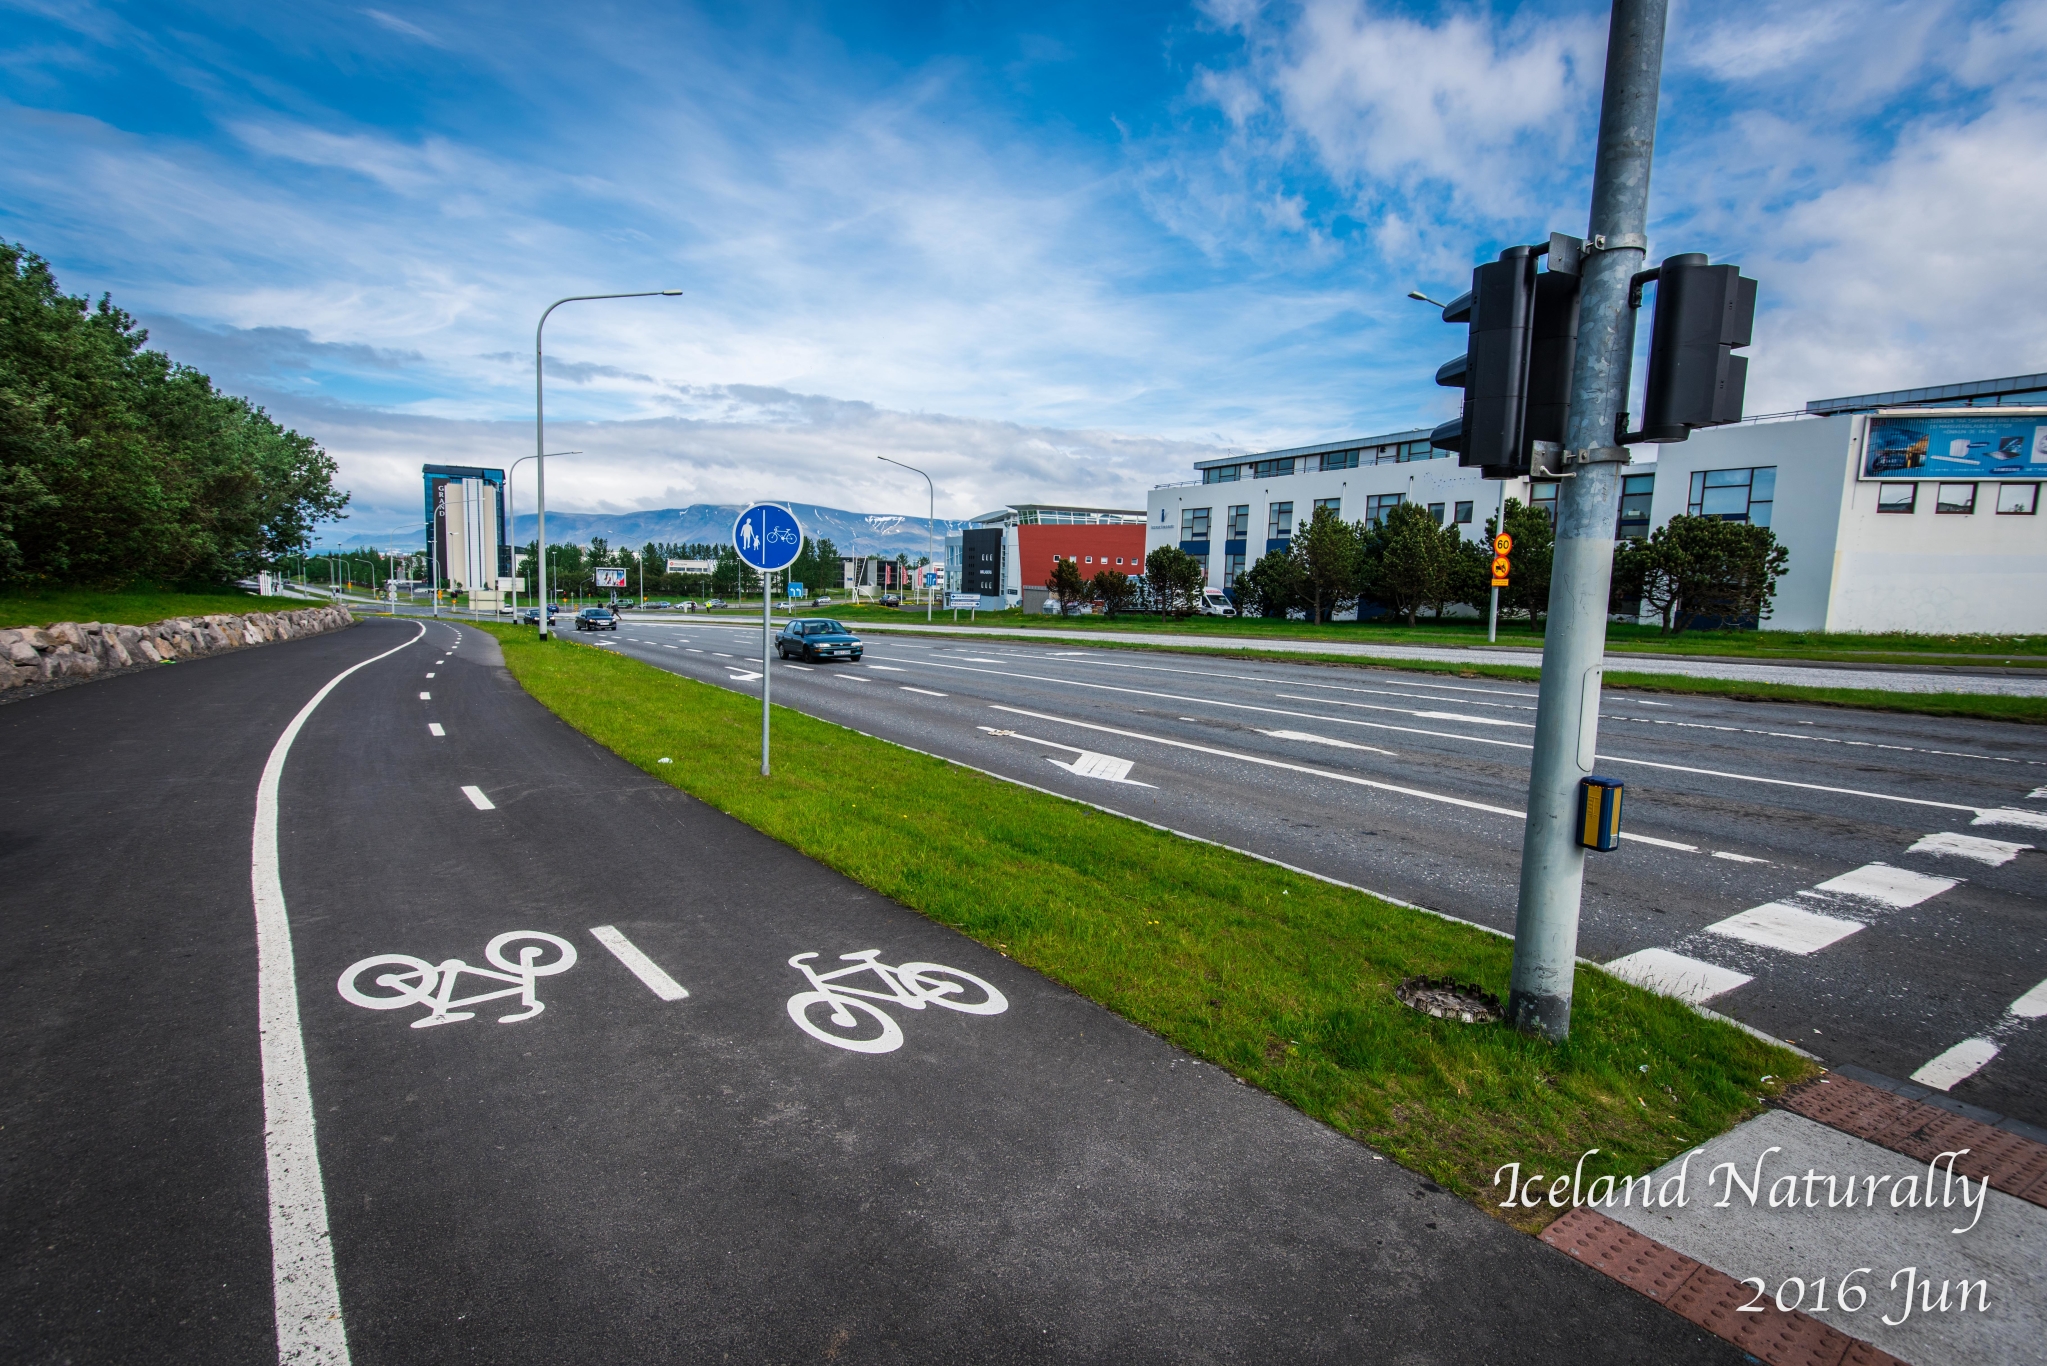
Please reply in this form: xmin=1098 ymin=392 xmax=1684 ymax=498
xmin=1198 ymin=588 xmax=1237 ymax=617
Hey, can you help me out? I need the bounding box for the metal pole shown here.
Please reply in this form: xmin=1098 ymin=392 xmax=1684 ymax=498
xmin=878 ymin=456 xmax=936 ymax=622
xmin=534 ymin=293 xmax=679 ymax=639
xmin=1488 ymin=481 xmax=1505 ymax=643
xmin=1507 ymin=0 xmax=1666 ymax=1041
xmin=761 ymin=562 xmax=773 ymax=776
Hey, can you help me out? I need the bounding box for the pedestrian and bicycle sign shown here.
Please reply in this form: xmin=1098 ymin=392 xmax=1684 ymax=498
xmin=732 ymin=503 xmax=803 ymax=572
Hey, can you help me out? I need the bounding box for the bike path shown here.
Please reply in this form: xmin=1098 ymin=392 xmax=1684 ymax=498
xmin=6 ymin=617 xmax=1746 ymax=1363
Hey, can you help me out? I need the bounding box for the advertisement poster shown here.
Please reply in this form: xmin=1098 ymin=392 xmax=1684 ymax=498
xmin=1862 ymin=411 xmax=2047 ymax=480
xmin=593 ymin=567 xmax=627 ymax=588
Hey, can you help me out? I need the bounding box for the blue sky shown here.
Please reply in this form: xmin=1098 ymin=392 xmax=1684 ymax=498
xmin=6 ymin=0 xmax=2045 ymax=538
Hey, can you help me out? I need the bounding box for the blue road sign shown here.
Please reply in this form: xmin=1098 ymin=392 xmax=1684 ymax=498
xmin=732 ymin=503 xmax=803 ymax=573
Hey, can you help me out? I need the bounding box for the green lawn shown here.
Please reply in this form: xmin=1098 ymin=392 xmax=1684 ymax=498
xmin=482 ymin=623 xmax=1810 ymax=1231
xmin=0 ymin=585 xmax=272 ymax=629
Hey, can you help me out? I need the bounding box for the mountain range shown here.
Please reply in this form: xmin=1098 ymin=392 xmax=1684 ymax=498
xmin=317 ymin=503 xmax=972 ymax=557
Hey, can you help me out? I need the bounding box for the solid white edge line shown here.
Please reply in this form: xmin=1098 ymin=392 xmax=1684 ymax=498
xmin=589 ymin=925 xmax=689 ymax=1000
xmin=461 ymin=785 xmax=495 ymax=810
xmin=254 ymin=620 xmax=423 ymax=1362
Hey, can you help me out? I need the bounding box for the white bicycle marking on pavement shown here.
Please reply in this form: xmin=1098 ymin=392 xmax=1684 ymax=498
xmin=339 ymin=932 xmax=578 ymax=1028
xmin=786 ymin=950 xmax=1006 ymax=1053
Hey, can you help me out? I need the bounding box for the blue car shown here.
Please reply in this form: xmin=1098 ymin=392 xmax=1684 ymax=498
xmin=776 ymin=618 xmax=863 ymax=663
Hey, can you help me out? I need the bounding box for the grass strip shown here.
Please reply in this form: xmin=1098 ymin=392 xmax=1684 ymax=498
xmin=483 ymin=624 xmax=1810 ymax=1231
xmin=850 ymin=629 xmax=2047 ymax=725
xmin=0 ymin=586 xmax=268 ymax=630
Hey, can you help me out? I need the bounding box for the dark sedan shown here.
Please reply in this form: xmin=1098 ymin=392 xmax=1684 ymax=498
xmin=775 ymin=618 xmax=862 ymax=663
xmin=575 ymin=608 xmax=618 ymax=631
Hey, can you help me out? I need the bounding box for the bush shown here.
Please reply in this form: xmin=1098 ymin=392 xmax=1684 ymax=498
xmin=1617 ymin=515 xmax=1789 ymax=633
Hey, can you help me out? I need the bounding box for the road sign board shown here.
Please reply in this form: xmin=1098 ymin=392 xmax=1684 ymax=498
xmin=1493 ymin=533 xmax=1513 ymax=556
xmin=947 ymin=592 xmax=980 ymax=609
xmin=1491 ymin=576 xmax=1511 ymax=588
xmin=1491 ymin=555 xmax=1512 ymax=579
xmin=733 ymin=504 xmax=803 ymax=572
xmin=787 ymin=582 xmax=806 ymax=600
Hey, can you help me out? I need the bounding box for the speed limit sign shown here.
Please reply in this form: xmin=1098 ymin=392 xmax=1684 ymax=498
xmin=1493 ymin=533 xmax=1513 ymax=556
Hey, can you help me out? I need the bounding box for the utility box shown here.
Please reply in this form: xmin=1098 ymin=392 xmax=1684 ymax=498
xmin=1577 ymin=776 xmax=1624 ymax=852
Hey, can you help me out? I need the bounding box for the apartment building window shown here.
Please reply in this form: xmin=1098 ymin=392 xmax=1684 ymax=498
xmin=1203 ymin=465 xmax=1240 ymax=484
xmin=1427 ymin=502 xmax=1445 ymax=525
xmin=1365 ymin=493 xmax=1405 ymax=526
xmin=1454 ymin=501 xmax=1474 ymax=525
xmin=1877 ymin=483 xmax=1917 ymax=513
xmin=1181 ymin=507 xmax=1211 ymax=540
xmin=1687 ymin=466 xmax=1775 ymax=526
xmin=1226 ymin=504 xmax=1250 ymax=538
xmin=1617 ymin=472 xmax=1656 ymax=539
xmin=1267 ymin=501 xmax=1294 ymax=539
xmin=1320 ymin=449 xmax=1360 ymax=471
xmin=1936 ymin=483 xmax=1977 ymax=514
xmin=1224 ymin=551 xmax=1246 ymax=586
xmin=1312 ymin=497 xmax=1342 ymax=520
xmin=1372 ymin=439 xmax=1440 ymax=465
xmin=1189 ymin=554 xmax=1209 ymax=582
xmin=1252 ymin=457 xmax=1295 ymax=479
xmin=1997 ymin=483 xmax=2039 ymax=515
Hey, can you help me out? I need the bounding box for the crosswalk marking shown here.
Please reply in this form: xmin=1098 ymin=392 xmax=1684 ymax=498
xmin=1810 ymin=862 xmax=1957 ymax=908
xmin=1601 ymin=949 xmax=1752 ymax=1004
xmin=1906 ymin=830 xmax=2031 ymax=866
xmin=461 ymin=786 xmax=495 ymax=811
xmin=1911 ymin=1037 xmax=1999 ymax=1091
xmin=1705 ymin=901 xmax=1864 ymax=955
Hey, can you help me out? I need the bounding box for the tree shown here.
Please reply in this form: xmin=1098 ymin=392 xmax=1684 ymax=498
xmin=1046 ymin=554 xmax=1087 ymax=611
xmin=1090 ymin=568 xmax=1135 ymax=617
xmin=1367 ymin=501 xmax=1464 ymax=626
xmin=1238 ymin=549 xmax=1305 ymax=618
xmin=1288 ymin=504 xmax=1358 ymax=623
xmin=1476 ymin=498 xmax=1554 ymax=628
xmin=2 ymin=242 xmax=347 ymax=588
xmin=1616 ymin=515 xmax=1789 ymax=633
xmin=1144 ymin=545 xmax=1205 ymax=618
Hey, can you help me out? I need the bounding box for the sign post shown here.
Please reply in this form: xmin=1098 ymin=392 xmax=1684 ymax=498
xmin=1489 ymin=532 xmax=1513 ymax=643
xmin=733 ymin=503 xmax=804 ymax=776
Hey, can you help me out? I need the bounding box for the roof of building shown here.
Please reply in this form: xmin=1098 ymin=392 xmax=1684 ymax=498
xmin=1805 ymin=371 xmax=2047 ymax=415
xmin=1193 ymin=428 xmax=1434 ymax=471
xmin=968 ymin=504 xmax=1146 ymax=525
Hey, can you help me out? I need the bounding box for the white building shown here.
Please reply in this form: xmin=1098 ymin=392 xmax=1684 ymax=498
xmin=1146 ymin=428 xmax=1532 ymax=599
xmin=1143 ymin=370 xmax=2046 ymax=634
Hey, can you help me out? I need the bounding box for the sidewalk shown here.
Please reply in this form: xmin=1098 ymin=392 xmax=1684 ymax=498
xmin=1543 ymin=1072 xmax=2047 ymax=1365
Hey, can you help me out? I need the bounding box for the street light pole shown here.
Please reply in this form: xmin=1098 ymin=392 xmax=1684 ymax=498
xmin=1507 ymin=0 xmax=1668 ymax=1041
xmin=509 ymin=450 xmax=580 ymax=620
xmin=534 ymin=291 xmax=681 ymax=640
xmin=877 ymin=455 xmax=936 ymax=622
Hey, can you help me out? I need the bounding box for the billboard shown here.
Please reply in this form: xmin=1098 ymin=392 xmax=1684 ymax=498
xmin=1861 ymin=410 xmax=2047 ymax=480
xmin=594 ymin=568 xmax=627 ymax=588
xmin=423 ymin=465 xmax=508 ymax=588
xmin=668 ymin=559 xmax=716 ymax=574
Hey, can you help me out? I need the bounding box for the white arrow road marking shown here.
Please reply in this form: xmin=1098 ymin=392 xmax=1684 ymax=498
xmin=978 ymin=724 xmax=1155 ymax=787
xmin=462 ymin=786 xmax=495 ymax=810
xmin=253 ymin=619 xmax=423 ymax=1363
xmin=589 ymin=926 xmax=689 ymax=1001
xmin=727 ymin=670 xmax=762 ymax=682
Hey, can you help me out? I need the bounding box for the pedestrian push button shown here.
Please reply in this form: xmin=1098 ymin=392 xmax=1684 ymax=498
xmin=1577 ymin=776 xmax=1623 ymax=852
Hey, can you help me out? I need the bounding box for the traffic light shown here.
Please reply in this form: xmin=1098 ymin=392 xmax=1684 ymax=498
xmin=1629 ymin=253 xmax=1756 ymax=442
xmin=1430 ymin=239 xmax=1580 ymax=478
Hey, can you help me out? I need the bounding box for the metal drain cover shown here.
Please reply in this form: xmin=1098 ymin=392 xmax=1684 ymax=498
xmin=1395 ymin=977 xmax=1502 ymax=1024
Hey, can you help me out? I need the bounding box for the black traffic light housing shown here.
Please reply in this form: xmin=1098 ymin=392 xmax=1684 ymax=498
xmin=1429 ymin=237 xmax=1580 ymax=478
xmin=1622 ymin=253 xmax=1757 ymax=443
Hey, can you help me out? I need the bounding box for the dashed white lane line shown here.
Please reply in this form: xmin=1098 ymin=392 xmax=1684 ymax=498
xmin=686 ymin=648 xmax=704 ymax=653
xmin=1705 ymin=901 xmax=1865 ymax=955
xmin=1812 ymin=862 xmax=1957 ymax=907
xmin=1907 ymin=830 xmax=2032 ymax=866
xmin=419 ymin=691 xmax=431 ymax=700
xmin=1911 ymin=1037 xmax=2000 ymax=1090
xmin=588 ymin=925 xmax=689 ymax=1001
xmin=2013 ymin=977 xmax=2047 ymax=1019
xmin=900 ymin=686 xmax=946 ymax=696
xmin=1711 ymin=850 xmax=1769 ymax=864
xmin=461 ymin=786 xmax=495 ymax=810
xmin=786 ymin=663 xmax=814 ymax=671
xmin=1601 ymin=949 xmax=1754 ymax=1004
xmin=1259 ymin=729 xmax=1398 ymax=757
xmin=428 ymin=723 xmax=445 ymax=737
xmin=425 ymin=672 xmax=435 ymax=678
xmin=867 ymin=664 xmax=907 ymax=672
xmin=712 ymin=652 xmax=732 ymax=657
xmin=2031 ymin=785 xmax=2047 ymax=799
xmin=663 ymin=644 xmax=678 ymax=649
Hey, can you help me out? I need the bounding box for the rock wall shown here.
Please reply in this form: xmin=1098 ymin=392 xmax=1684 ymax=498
xmin=0 ymin=605 xmax=354 ymax=692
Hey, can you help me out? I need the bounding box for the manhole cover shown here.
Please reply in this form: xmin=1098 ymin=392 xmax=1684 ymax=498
xmin=1395 ymin=977 xmax=1502 ymax=1024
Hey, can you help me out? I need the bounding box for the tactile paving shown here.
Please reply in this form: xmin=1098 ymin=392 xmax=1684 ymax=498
xmin=1781 ymin=1074 xmax=2047 ymax=1209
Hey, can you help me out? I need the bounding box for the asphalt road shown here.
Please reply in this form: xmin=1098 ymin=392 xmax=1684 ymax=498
xmin=584 ymin=614 xmax=2047 ymax=1130
xmin=1 ymin=617 xmax=1747 ymax=1365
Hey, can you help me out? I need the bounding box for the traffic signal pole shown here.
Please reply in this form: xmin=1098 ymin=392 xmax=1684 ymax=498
xmin=1507 ymin=0 xmax=1667 ymax=1040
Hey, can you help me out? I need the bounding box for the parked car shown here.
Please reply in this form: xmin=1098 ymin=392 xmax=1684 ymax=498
xmin=516 ymin=607 xmax=558 ymax=625
xmin=1197 ymin=588 xmax=1237 ymax=617
xmin=880 ymin=593 xmax=902 ymax=607
xmin=649 ymin=600 xmax=672 ymax=609
xmin=575 ymin=607 xmax=618 ymax=632
xmin=775 ymin=618 xmax=863 ymax=663
xmin=706 ymin=599 xmax=728 ymax=610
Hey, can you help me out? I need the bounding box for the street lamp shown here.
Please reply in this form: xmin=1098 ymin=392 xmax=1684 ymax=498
xmin=509 ymin=450 xmax=580 ymax=618
xmin=877 ymin=455 xmax=937 ymax=623
xmin=1407 ymin=289 xmax=1449 ymax=307
xmin=534 ymin=291 xmax=682 ymax=639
